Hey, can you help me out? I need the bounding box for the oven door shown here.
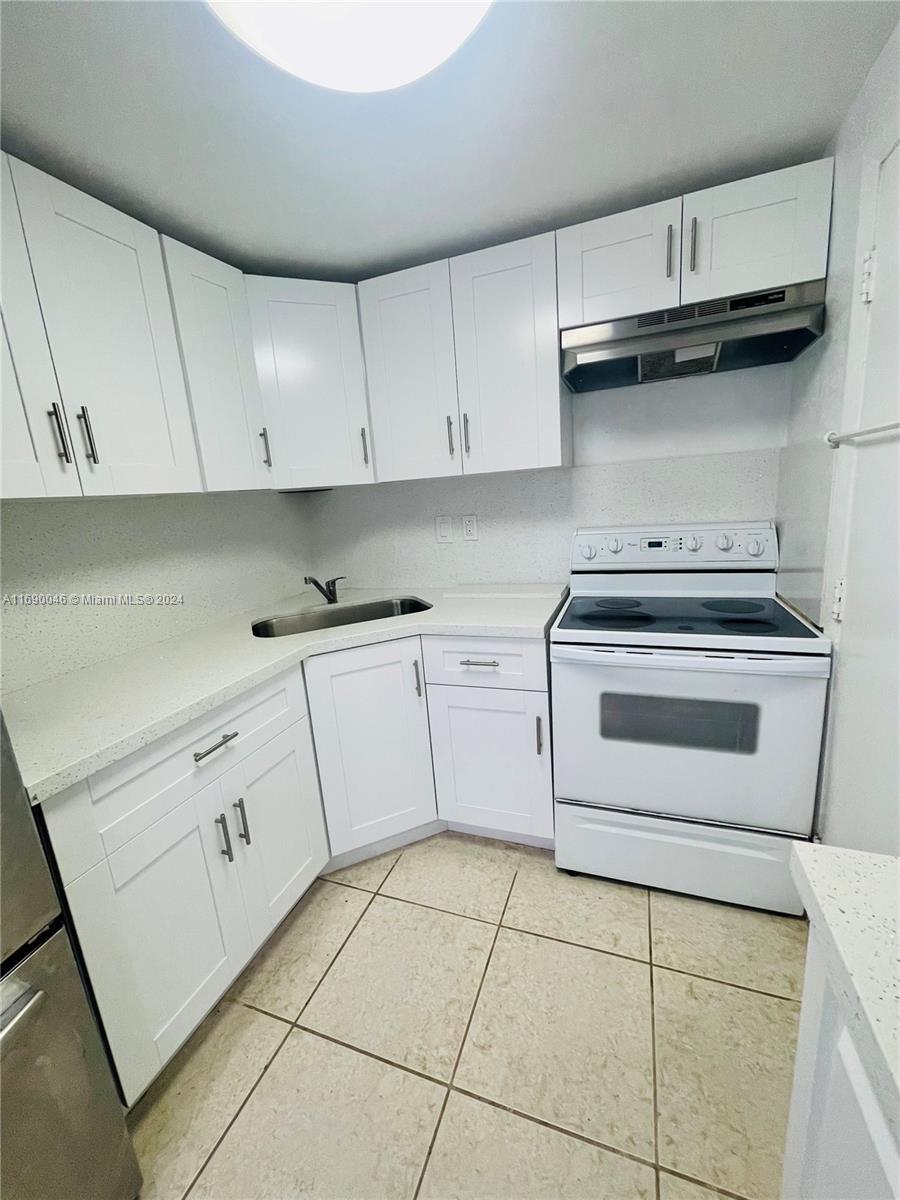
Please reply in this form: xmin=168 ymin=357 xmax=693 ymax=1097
xmin=550 ymin=645 xmax=829 ymax=834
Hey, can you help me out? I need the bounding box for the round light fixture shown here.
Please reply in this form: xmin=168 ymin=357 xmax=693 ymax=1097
xmin=207 ymin=1 xmax=493 ymax=93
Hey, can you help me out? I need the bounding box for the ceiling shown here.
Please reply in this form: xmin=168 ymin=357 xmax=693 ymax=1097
xmin=1 ymin=1 xmax=897 ymax=282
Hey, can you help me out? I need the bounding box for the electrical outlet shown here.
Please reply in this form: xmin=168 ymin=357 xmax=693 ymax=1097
xmin=435 ymin=515 xmax=454 ymax=543
xmin=462 ymin=514 xmax=478 ymax=541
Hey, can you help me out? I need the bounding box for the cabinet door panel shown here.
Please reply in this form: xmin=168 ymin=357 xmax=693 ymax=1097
xmin=358 ymin=260 xmax=460 ymax=482
xmin=428 ymin=685 xmax=552 ymax=838
xmin=682 ymin=159 xmax=833 ymax=303
xmin=8 ymin=158 xmax=201 ymax=496
xmin=223 ymin=719 xmax=329 ymax=947
xmin=163 ymin=238 xmax=271 ymax=492
xmin=556 ymin=198 xmax=682 ymax=326
xmin=451 ymin=233 xmax=563 ymax=475
xmin=304 ymin=638 xmax=437 ymax=855
xmin=1 ymin=156 xmax=81 ymax=498
xmin=247 ymin=276 xmax=372 ymax=488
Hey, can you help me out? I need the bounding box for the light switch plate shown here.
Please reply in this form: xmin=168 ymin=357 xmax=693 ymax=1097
xmin=435 ymin=515 xmax=454 ymax=543
xmin=462 ymin=515 xmax=478 ymax=541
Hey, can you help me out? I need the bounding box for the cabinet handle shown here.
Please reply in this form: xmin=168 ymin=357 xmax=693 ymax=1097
xmin=689 ymin=216 xmax=698 ymax=273
xmin=77 ymin=405 xmax=100 ymax=464
xmin=360 ymin=427 xmax=369 ymax=466
xmin=259 ymin=426 xmax=272 ymax=467
xmin=665 ymin=223 xmax=673 ymax=279
xmin=413 ymin=658 xmax=422 ymax=697
xmin=446 ymin=414 xmax=455 ymax=457
xmin=233 ymin=797 xmax=252 ymax=845
xmin=47 ymin=402 xmax=73 ymax=463
xmin=193 ymin=730 xmax=239 ymax=763
xmin=215 ymin=813 xmax=234 ymax=862
xmin=535 ymin=715 xmax=543 ymax=756
xmin=459 ymin=659 xmax=499 ymax=668
xmin=463 ymin=412 xmax=471 ymax=456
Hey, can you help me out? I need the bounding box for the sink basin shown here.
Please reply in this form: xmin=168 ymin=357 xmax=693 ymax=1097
xmin=252 ymin=597 xmax=432 ymax=637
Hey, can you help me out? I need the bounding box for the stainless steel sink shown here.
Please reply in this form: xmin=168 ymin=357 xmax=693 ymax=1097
xmin=252 ymin=597 xmax=432 ymax=637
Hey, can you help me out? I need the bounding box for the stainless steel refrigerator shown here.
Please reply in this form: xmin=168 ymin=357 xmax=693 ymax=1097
xmin=1 ymin=715 xmax=142 ymax=1200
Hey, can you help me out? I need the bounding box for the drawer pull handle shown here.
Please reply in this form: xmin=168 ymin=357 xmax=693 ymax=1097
xmin=194 ymin=730 xmax=239 ymax=763
xmin=459 ymin=659 xmax=500 ymax=668
xmin=413 ymin=658 xmax=423 ymax=697
xmin=215 ymin=813 xmax=234 ymax=862
xmin=48 ymin=402 xmax=73 ymax=463
xmin=259 ymin=426 xmax=272 ymax=467
xmin=535 ymin=715 xmax=543 ymax=756
xmin=233 ymin=797 xmax=252 ymax=845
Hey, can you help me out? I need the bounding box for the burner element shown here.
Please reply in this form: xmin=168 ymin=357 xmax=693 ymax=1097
xmin=718 ymin=618 xmax=780 ymax=634
xmin=594 ymin=598 xmax=642 ymax=610
xmin=581 ymin=613 xmax=655 ymax=630
xmin=702 ymin=600 xmax=766 ymax=614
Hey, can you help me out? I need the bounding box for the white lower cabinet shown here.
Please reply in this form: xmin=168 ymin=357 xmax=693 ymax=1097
xmin=304 ymin=637 xmax=437 ymax=855
xmin=427 ymin=684 xmax=553 ymax=839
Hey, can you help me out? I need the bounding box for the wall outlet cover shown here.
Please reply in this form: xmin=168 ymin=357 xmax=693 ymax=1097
xmin=462 ymin=515 xmax=478 ymax=541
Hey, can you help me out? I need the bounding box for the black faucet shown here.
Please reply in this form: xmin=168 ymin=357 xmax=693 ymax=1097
xmin=304 ymin=576 xmax=346 ymax=605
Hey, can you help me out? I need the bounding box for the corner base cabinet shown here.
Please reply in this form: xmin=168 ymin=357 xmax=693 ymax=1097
xmin=304 ymin=637 xmax=437 ymax=855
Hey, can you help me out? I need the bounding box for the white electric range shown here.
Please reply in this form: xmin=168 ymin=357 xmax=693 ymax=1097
xmin=549 ymin=521 xmax=831 ymax=914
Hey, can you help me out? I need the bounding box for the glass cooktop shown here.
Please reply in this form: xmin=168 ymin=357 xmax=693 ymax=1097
xmin=558 ymin=596 xmax=817 ymax=638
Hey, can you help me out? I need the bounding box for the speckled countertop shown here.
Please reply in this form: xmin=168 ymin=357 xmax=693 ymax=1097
xmin=791 ymin=842 xmax=899 ymax=1129
xmin=3 ymin=584 xmax=564 ymax=802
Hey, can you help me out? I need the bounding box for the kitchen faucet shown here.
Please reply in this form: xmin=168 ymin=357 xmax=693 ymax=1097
xmin=305 ymin=575 xmax=346 ymax=605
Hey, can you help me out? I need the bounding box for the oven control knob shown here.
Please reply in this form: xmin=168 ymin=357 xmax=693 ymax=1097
xmin=686 ymin=535 xmax=702 ymax=551
xmin=747 ymin=538 xmax=765 ymax=557
xmin=716 ymin=533 xmax=734 ymax=551
xmin=607 ymin=536 xmax=623 ymax=553
xmin=580 ymin=543 xmax=597 ymax=560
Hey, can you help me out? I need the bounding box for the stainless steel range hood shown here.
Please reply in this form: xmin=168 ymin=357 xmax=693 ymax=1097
xmin=560 ymin=280 xmax=826 ymax=392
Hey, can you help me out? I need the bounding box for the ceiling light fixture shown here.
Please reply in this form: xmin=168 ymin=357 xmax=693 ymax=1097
xmin=207 ymin=1 xmax=493 ymax=93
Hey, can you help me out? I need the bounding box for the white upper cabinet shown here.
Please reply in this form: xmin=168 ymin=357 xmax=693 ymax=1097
xmin=556 ymin=197 xmax=682 ymax=327
xmin=8 ymin=157 xmax=201 ymax=496
xmin=163 ymin=238 xmax=272 ymax=492
xmin=450 ymin=232 xmax=566 ymax=475
xmin=247 ymin=276 xmax=373 ymax=489
xmin=2 ymin=159 xmax=82 ymax=499
xmin=681 ymin=159 xmax=834 ymax=304
xmin=358 ymin=261 xmax=461 ymax=482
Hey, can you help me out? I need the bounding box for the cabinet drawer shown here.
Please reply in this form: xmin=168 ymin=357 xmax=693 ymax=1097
xmin=422 ymin=636 xmax=547 ymax=691
xmin=44 ymin=670 xmax=306 ymax=880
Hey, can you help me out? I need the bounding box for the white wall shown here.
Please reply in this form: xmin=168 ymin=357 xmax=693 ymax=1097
xmin=0 ymin=490 xmax=311 ymax=691
xmin=776 ymin=23 xmax=900 ymax=623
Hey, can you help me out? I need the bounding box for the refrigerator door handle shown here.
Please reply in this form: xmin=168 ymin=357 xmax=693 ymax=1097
xmin=0 ymin=988 xmax=46 ymax=1059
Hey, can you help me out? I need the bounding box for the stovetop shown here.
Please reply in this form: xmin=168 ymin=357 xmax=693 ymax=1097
xmin=557 ymin=595 xmax=818 ymax=639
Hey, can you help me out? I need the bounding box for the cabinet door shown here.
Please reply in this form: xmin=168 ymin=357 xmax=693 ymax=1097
xmin=450 ymin=233 xmax=563 ymax=475
xmin=65 ymin=783 xmax=252 ymax=1103
xmin=556 ymin=198 xmax=682 ymax=327
xmin=1 ymin=156 xmax=81 ymax=498
xmin=222 ymin=718 xmax=329 ymax=947
xmin=358 ymin=260 xmax=461 ymax=482
xmin=8 ymin=157 xmax=201 ymax=496
xmin=304 ymin=637 xmax=437 ymax=855
xmin=681 ymin=158 xmax=834 ymax=303
xmin=428 ymin=685 xmax=552 ymax=839
xmin=247 ymin=276 xmax=373 ymax=489
xmin=163 ymin=238 xmax=272 ymax=492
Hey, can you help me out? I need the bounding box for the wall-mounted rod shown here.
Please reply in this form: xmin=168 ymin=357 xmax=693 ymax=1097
xmin=825 ymin=421 xmax=900 ymax=449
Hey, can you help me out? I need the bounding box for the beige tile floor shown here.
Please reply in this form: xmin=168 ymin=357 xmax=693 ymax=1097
xmin=129 ymin=832 xmax=807 ymax=1200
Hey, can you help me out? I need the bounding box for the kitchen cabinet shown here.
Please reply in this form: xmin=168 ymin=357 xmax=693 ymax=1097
xmin=556 ymin=197 xmax=682 ymax=327
xmin=1 ymin=156 xmax=83 ymax=499
xmin=782 ymin=935 xmax=899 ymax=1199
xmin=428 ymin=684 xmax=553 ymax=839
xmin=358 ymin=260 xmax=460 ymax=482
xmin=7 ymin=157 xmax=201 ymax=496
xmin=681 ymin=159 xmax=834 ymax=304
xmin=304 ymin=637 xmax=437 ymax=855
xmin=247 ymin=276 xmax=373 ymax=489
xmin=163 ymin=238 xmax=273 ymax=492
xmin=450 ymin=233 xmax=569 ymax=475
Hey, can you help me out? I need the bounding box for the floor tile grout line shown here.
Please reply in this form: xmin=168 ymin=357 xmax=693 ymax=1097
xmin=293 ymin=889 xmax=379 ymax=1025
xmin=326 ymin=875 xmax=498 ymax=926
xmin=230 ymin=998 xmax=294 ymax=1027
xmin=500 ymin=921 xmax=651 ymax=966
xmin=411 ymin=870 xmax=518 ymax=1200
xmin=652 ymin=961 xmax=802 ymax=1004
xmin=181 ymin=1020 xmax=294 ymax=1200
xmin=293 ymin=1022 xmax=449 ymax=1087
xmin=658 ymin=1166 xmax=757 ymax=1200
xmin=648 ymin=890 xmax=661 ymax=1200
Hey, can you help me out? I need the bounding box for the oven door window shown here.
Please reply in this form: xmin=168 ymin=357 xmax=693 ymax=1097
xmin=600 ymin=692 xmax=760 ymax=754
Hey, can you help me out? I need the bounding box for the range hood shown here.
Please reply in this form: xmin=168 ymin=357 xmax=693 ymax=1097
xmin=561 ymin=280 xmax=826 ymax=392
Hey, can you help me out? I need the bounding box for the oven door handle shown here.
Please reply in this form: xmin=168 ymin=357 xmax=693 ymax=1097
xmin=550 ymin=645 xmax=831 ymax=678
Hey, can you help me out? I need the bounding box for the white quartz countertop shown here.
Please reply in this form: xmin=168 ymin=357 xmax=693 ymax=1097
xmin=3 ymin=584 xmax=564 ymax=802
xmin=790 ymin=841 xmax=899 ymax=1125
